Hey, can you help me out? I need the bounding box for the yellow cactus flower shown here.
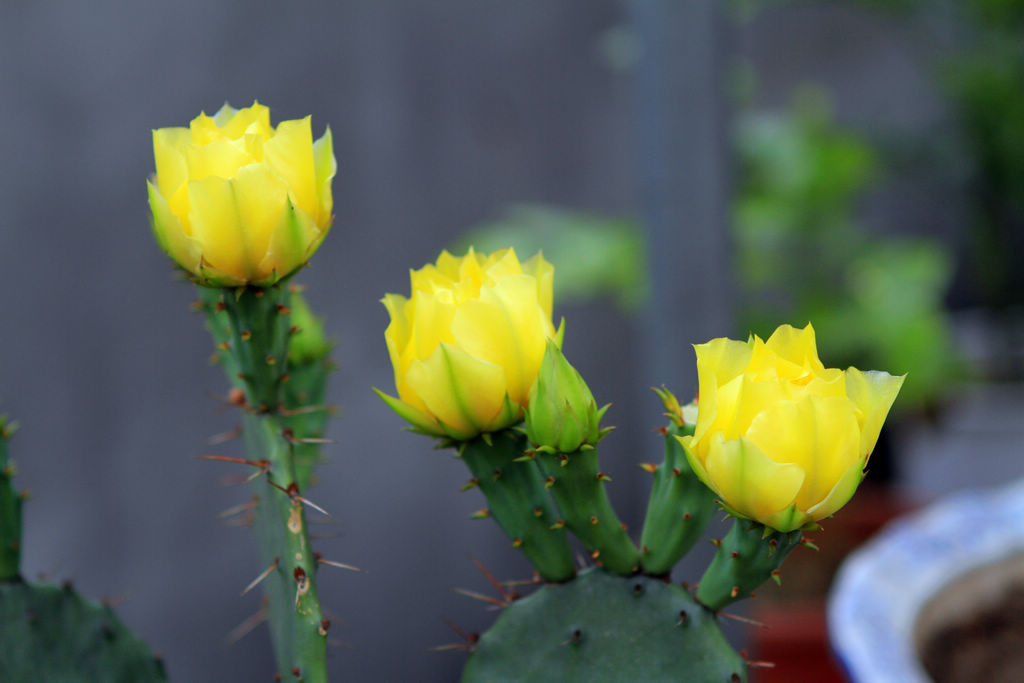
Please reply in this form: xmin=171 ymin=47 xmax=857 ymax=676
xmin=678 ymin=323 xmax=904 ymax=532
xmin=377 ymin=248 xmax=562 ymax=440
xmin=148 ymin=101 xmax=336 ymax=287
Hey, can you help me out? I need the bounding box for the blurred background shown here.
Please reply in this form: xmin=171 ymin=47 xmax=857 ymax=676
xmin=1 ymin=1 xmax=1022 ymax=680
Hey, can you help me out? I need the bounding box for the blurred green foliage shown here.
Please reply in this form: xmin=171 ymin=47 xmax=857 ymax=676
xmin=942 ymin=7 xmax=1024 ymax=311
xmin=733 ymin=90 xmax=963 ymax=412
xmin=456 ymin=204 xmax=648 ymax=312
xmin=736 ymin=0 xmax=1024 ymax=315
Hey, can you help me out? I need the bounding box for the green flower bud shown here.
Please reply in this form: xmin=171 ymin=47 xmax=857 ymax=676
xmin=287 ymin=288 xmax=333 ymax=364
xmin=525 ymin=341 xmax=608 ymax=453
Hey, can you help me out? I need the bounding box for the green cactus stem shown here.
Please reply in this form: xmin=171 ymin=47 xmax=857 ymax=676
xmin=201 ymin=285 xmax=330 ymax=682
xmin=533 ymin=447 xmax=639 ymax=576
xmin=461 ymin=567 xmax=746 ymax=682
xmin=638 ymin=422 xmax=716 ymax=576
xmin=215 ymin=285 xmax=293 ymax=412
xmin=282 ymin=359 xmax=332 ymax=492
xmin=281 ymin=288 xmax=335 ymax=491
xmin=0 ymin=418 xmax=22 ymax=582
xmin=242 ymin=414 xmax=329 ymax=681
xmin=695 ymin=517 xmax=802 ymax=611
xmin=459 ymin=431 xmax=576 ymax=582
xmin=521 ymin=343 xmax=637 ymax=574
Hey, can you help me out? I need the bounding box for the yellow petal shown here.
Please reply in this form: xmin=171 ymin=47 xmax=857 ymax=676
xmin=152 ymin=127 xmax=191 ymax=200
xmin=383 ymin=295 xmax=412 ymax=394
xmin=435 ymin=249 xmax=465 ymax=280
xmin=411 ymin=289 xmax=457 ymax=360
xmin=703 ymin=432 xmax=806 ymax=524
xmin=405 ymin=343 xmax=508 ymax=435
xmin=263 ymin=117 xmax=318 ymax=221
xmin=521 ymin=251 xmax=554 ymax=320
xmin=764 ymin=322 xmax=824 ymax=372
xmin=185 ymin=138 xmax=253 ymax=181
xmin=452 ymin=274 xmax=551 ymax=405
xmin=691 ymin=361 xmax=722 ymax=446
xmin=189 ymin=111 xmax=223 ymax=144
xmin=744 ymin=395 xmax=861 ymax=510
xmin=677 ymin=434 xmax=713 ymax=489
xmin=710 ymin=373 xmax=790 ymax=442
xmin=219 ymin=101 xmax=272 ymax=139
xmin=695 ymin=337 xmax=754 ymax=388
xmin=481 ymin=248 xmax=523 ymax=283
xmin=232 ymin=164 xmax=290 ymax=269
xmin=186 ymin=176 xmax=248 ymax=280
xmin=806 ymin=457 xmax=867 ymax=520
xmin=312 ymin=127 xmax=337 ymax=227
xmin=844 ymin=368 xmax=905 ymax=456
xmin=253 ymin=201 xmax=319 ymax=285
xmin=148 ymin=181 xmax=202 ymax=274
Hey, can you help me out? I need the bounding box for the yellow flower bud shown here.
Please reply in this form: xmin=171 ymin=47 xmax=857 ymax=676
xmin=148 ymin=102 xmax=336 ymax=287
xmin=377 ymin=248 xmax=562 ymax=440
xmin=678 ymin=323 xmax=904 ymax=532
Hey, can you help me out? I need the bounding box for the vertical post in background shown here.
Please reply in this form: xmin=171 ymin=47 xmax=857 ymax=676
xmin=628 ymin=0 xmax=732 ymax=396
xmin=626 ymin=4 xmax=743 ymax=641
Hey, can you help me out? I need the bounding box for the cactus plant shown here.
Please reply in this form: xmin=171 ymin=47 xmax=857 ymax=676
xmin=461 ymin=568 xmax=747 ymax=683
xmin=0 ymin=582 xmax=168 ymax=682
xmin=198 ymin=284 xmax=333 ymax=682
xmin=0 ymin=418 xmax=167 ymax=682
xmin=379 ymin=251 xmax=906 ymax=682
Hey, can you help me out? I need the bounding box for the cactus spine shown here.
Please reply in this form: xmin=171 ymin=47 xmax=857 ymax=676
xmin=200 ymin=285 xmax=330 ymax=682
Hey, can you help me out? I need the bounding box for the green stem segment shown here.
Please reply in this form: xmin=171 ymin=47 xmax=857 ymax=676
xmin=243 ymin=414 xmax=328 ymax=681
xmin=534 ymin=448 xmax=639 ymax=575
xmin=638 ymin=423 xmax=716 ymax=575
xmin=217 ymin=285 xmax=293 ymax=412
xmin=202 ymin=286 xmax=329 ymax=682
xmin=460 ymin=431 xmax=576 ymax=582
xmin=696 ymin=518 xmax=802 ymax=611
xmin=0 ymin=418 xmax=22 ymax=582
xmin=282 ymin=357 xmax=332 ymax=493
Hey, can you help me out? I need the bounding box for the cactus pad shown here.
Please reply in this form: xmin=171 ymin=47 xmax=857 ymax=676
xmin=461 ymin=567 xmax=746 ymax=682
xmin=0 ymin=581 xmax=167 ymax=682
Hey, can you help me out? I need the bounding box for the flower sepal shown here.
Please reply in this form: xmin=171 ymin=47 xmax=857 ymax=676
xmin=524 ymin=341 xmax=607 ymax=454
